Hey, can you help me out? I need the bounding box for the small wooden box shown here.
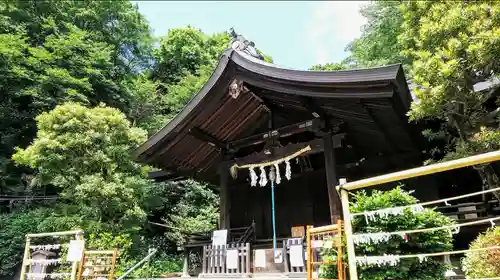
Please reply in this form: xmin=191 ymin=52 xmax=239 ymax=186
xmin=291 ymin=226 xmax=305 ymax=238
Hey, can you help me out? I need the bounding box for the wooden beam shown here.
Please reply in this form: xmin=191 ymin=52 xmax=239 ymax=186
xmin=301 ymin=96 xmax=327 ymax=119
xmin=219 ymin=155 xmax=231 ymax=229
xmin=323 ymin=132 xmax=342 ymax=223
xmin=189 ymin=127 xmax=226 ymax=150
xmin=228 ymin=118 xmax=325 ymax=150
xmin=222 ymin=134 xmax=345 ymax=168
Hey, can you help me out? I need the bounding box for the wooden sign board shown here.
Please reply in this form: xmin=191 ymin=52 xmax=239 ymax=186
xmin=291 ymin=226 xmax=305 ymax=238
xmin=252 ymin=249 xmax=285 ymax=274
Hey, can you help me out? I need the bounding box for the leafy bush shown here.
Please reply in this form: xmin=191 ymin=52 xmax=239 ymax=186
xmin=462 ymin=227 xmax=500 ymax=278
xmin=344 ymin=187 xmax=453 ymax=280
xmin=318 ymin=238 xmax=341 ymax=279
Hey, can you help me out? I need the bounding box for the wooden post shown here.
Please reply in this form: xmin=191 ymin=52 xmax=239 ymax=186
xmin=323 ymin=133 xmax=342 ymax=223
xmin=19 ymin=236 xmax=30 ymax=280
xmin=219 ymin=163 xmax=230 ymax=229
xmin=336 ymin=220 xmax=344 ymax=280
xmin=306 ymin=226 xmax=312 ymax=280
xmin=109 ymin=248 xmax=118 ymax=280
xmin=182 ymin=248 xmax=190 ymax=277
xmin=339 ymin=179 xmax=358 ymax=280
xmin=71 ymin=232 xmax=84 ymax=280
xmin=77 ymin=249 xmax=85 ymax=280
xmin=245 ymin=243 xmax=251 ymax=275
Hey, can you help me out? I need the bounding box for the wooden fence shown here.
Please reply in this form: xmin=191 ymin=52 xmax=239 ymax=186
xmin=77 ymin=249 xmax=118 ymax=280
xmin=201 ymin=243 xmax=251 ymax=277
xmin=282 ymin=238 xmax=306 ymax=277
xmin=306 ymin=222 xmax=345 ymax=280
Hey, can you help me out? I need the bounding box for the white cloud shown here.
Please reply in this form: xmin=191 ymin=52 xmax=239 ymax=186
xmin=307 ymin=1 xmax=368 ymax=65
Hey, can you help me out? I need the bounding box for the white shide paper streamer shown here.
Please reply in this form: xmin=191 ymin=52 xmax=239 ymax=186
xmin=30 ymin=244 xmax=61 ymax=251
xmin=353 ymin=232 xmax=407 ymax=245
xmin=356 ymin=254 xmax=400 ymax=267
xmin=361 ymin=205 xmax=425 ymax=224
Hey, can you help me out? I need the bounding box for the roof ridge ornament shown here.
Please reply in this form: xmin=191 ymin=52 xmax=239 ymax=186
xmin=229 ymin=27 xmax=264 ymax=60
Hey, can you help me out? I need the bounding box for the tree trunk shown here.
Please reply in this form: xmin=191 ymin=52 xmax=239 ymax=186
xmin=475 ymin=165 xmax=500 ymax=202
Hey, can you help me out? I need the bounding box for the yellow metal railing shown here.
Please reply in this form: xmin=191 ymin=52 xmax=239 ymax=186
xmin=336 ymin=150 xmax=500 ymax=280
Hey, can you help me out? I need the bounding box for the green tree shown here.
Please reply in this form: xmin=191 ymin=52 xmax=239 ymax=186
xmin=350 ymin=187 xmax=453 ymax=280
xmin=12 ymin=102 xmax=149 ymax=227
xmin=461 ymin=227 xmax=500 ymax=278
xmin=399 ymin=1 xmax=500 ymax=198
xmin=345 ymin=1 xmax=406 ymax=69
xmin=152 ymin=26 xmax=230 ymax=85
xmin=0 ymin=0 xmax=154 ymax=197
xmin=310 ymin=62 xmax=348 ymax=71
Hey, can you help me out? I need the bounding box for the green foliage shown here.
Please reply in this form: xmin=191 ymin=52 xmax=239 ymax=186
xmin=345 ymin=1 xmax=406 ymax=69
xmin=0 ymin=208 xmax=51 ymax=275
xmin=148 ymin=180 xmax=219 ymax=246
xmin=12 ymin=102 xmax=149 ymax=226
xmin=310 ymin=62 xmax=348 ymax=71
xmin=163 ymin=65 xmax=214 ymax=119
xmin=461 ymin=227 xmax=500 ymax=278
xmin=350 ymin=187 xmax=453 ymax=280
xmin=152 ymin=26 xmax=230 ymax=85
xmin=317 ymin=238 xmax=340 ymax=279
xmin=0 ymin=0 xmax=154 ymax=197
xmin=0 ymin=1 xmax=258 ymax=277
xmin=395 ymin=1 xmax=500 ymax=161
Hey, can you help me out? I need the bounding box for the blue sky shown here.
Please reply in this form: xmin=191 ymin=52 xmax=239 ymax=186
xmin=134 ymin=1 xmax=367 ymax=70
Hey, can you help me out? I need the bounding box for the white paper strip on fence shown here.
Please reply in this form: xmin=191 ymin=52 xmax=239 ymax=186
xmin=353 ymin=232 xmax=407 ymax=245
xmin=355 ymin=254 xmax=400 ymax=267
xmin=67 ymin=240 xmax=85 ymax=262
xmin=30 ymin=244 xmax=61 ymax=251
xmin=290 ymin=245 xmax=304 ymax=267
xmin=255 ymin=249 xmax=266 ymax=268
xmin=212 ymin=230 xmax=228 ymax=246
xmin=350 ymin=186 xmax=500 ymax=219
xmin=29 ymin=259 xmax=62 ymax=265
xmin=226 ymin=249 xmax=239 ymax=269
xmin=26 ymin=273 xmax=72 ymax=279
xmin=311 ymin=240 xmax=324 ymax=248
xmin=361 ymin=205 xmax=425 ymax=223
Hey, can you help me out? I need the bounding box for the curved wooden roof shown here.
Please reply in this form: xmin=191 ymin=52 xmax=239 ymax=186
xmin=135 ymin=49 xmax=421 ymax=183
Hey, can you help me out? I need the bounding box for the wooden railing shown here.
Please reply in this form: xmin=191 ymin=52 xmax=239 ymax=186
xmin=306 ymin=222 xmax=345 ymax=280
xmin=436 ymin=199 xmax=500 ymax=222
xmin=236 ymin=222 xmax=256 ymax=243
xmin=201 ymin=243 xmax=251 ymax=277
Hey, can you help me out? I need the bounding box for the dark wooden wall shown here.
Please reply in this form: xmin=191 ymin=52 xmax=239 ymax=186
xmin=229 ymin=170 xmax=331 ymax=239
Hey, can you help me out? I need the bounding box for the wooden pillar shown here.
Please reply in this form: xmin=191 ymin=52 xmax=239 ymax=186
xmin=219 ymin=166 xmax=230 ymax=229
xmin=182 ymin=248 xmax=190 ymax=278
xmin=323 ymin=133 xmax=342 ymax=223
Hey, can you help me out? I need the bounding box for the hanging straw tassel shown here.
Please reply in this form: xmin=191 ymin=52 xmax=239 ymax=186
xmin=285 ymin=159 xmax=292 ymax=180
xmin=274 ymin=163 xmax=281 ymax=184
xmin=249 ymin=167 xmax=258 ymax=186
xmin=259 ymin=166 xmax=268 ymax=186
